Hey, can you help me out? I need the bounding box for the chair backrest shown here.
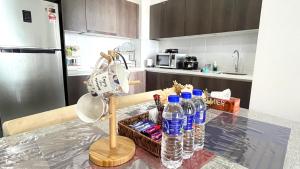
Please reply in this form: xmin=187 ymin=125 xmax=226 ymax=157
xmin=2 ymin=105 xmax=77 ymax=136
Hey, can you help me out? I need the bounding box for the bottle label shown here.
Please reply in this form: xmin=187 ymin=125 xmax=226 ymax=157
xmin=195 ymin=110 xmax=206 ymax=124
xmin=183 ymin=114 xmax=194 ymax=130
xmin=163 ymin=118 xmax=183 ymax=135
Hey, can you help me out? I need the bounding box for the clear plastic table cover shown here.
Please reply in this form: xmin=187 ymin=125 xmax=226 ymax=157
xmin=1 ymin=101 xmax=300 ymax=169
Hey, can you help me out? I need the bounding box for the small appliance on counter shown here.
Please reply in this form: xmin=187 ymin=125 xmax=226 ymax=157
xmin=183 ymin=56 xmax=198 ymax=70
xmin=165 ymin=49 xmax=178 ymax=53
xmin=146 ymin=59 xmax=154 ymax=67
xmin=155 ymin=53 xmax=186 ymax=69
xmin=155 ymin=48 xmax=186 ymax=69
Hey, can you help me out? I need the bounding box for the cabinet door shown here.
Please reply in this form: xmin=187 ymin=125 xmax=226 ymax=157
xmin=161 ymin=0 xmax=185 ymax=38
xmin=211 ymin=0 xmax=235 ymax=33
xmin=61 ymin=0 xmax=86 ymax=32
xmin=145 ymin=72 xmax=252 ymax=108
xmin=146 ymin=72 xmax=160 ymax=91
xmin=67 ymin=76 xmax=89 ymax=105
xmin=118 ymin=0 xmax=139 ymax=38
xmin=129 ymin=71 xmax=145 ymax=94
xmin=86 ymin=0 xmax=117 ymax=35
xmin=150 ymin=3 xmax=163 ymax=40
xmin=218 ymin=79 xmax=252 ymax=109
xmin=235 ymin=0 xmax=262 ymax=30
xmin=185 ymin=0 xmax=212 ymax=36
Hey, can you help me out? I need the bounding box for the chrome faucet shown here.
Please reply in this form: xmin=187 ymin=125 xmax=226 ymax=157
xmin=232 ymin=50 xmax=240 ymax=73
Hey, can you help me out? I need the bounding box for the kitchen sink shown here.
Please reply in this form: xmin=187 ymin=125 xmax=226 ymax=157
xmin=221 ymin=72 xmax=248 ymax=75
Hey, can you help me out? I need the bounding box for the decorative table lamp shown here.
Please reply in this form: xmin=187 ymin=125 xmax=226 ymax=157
xmin=76 ymin=50 xmax=140 ymax=167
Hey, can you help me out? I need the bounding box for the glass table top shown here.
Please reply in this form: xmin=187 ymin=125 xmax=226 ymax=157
xmin=0 ymin=102 xmax=300 ymax=169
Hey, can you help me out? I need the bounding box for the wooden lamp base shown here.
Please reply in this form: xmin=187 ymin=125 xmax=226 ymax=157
xmin=89 ymin=136 xmax=136 ymax=167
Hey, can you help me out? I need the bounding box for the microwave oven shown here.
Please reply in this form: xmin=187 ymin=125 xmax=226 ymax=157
xmin=155 ymin=53 xmax=187 ymax=69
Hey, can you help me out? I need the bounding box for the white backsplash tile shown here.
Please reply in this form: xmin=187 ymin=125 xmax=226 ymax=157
xmin=158 ymin=31 xmax=258 ymax=74
xmin=64 ymin=32 xmax=134 ymax=68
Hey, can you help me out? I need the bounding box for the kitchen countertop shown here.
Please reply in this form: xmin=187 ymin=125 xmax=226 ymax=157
xmin=68 ymin=66 xmax=252 ymax=82
xmin=146 ymin=68 xmax=253 ymax=82
xmin=0 ymin=101 xmax=299 ymax=168
xmin=67 ymin=66 xmax=145 ymax=76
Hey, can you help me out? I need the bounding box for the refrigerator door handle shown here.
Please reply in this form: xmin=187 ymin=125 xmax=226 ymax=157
xmin=0 ymin=48 xmax=61 ymax=54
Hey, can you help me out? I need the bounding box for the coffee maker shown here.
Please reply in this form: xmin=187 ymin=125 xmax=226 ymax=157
xmin=183 ymin=56 xmax=198 ymax=70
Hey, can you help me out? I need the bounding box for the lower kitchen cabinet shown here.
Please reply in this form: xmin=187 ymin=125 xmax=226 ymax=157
xmin=67 ymin=71 xmax=145 ymax=105
xmin=129 ymin=71 xmax=146 ymax=94
xmin=146 ymin=71 xmax=252 ymax=108
xmin=67 ymin=75 xmax=89 ymax=105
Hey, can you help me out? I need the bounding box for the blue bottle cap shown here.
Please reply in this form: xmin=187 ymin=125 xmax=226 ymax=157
xmin=193 ymin=89 xmax=203 ymax=96
xmin=181 ymin=92 xmax=192 ymax=99
xmin=168 ymin=95 xmax=179 ymax=103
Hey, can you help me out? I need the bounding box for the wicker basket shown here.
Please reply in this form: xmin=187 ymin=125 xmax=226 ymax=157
xmin=118 ymin=112 xmax=161 ymax=157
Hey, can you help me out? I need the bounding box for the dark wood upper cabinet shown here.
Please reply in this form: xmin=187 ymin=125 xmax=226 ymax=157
xmin=118 ymin=0 xmax=139 ymax=38
xmin=150 ymin=3 xmax=163 ymax=40
xmin=150 ymin=0 xmax=262 ymax=38
xmin=235 ymin=0 xmax=262 ymax=30
xmin=62 ymin=0 xmax=139 ymax=38
xmin=185 ymin=0 xmax=212 ymax=36
xmin=211 ymin=0 xmax=236 ymax=33
xmin=150 ymin=0 xmax=185 ymax=39
xmin=85 ymin=0 xmax=118 ymax=35
xmin=162 ymin=0 xmax=185 ymax=38
xmin=61 ymin=0 xmax=86 ymax=32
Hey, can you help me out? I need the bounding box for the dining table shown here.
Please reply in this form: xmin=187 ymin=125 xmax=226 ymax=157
xmin=0 ymin=101 xmax=300 ymax=169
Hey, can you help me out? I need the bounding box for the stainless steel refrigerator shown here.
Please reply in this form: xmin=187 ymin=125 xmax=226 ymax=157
xmin=0 ymin=0 xmax=66 ymax=123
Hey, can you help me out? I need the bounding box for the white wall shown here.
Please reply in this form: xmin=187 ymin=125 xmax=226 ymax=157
xmin=64 ymin=33 xmax=132 ymax=68
xmin=250 ymin=0 xmax=300 ymax=122
xmin=159 ymin=31 xmax=258 ymax=74
xmin=150 ymin=0 xmax=167 ymax=5
xmin=138 ymin=0 xmax=159 ymax=68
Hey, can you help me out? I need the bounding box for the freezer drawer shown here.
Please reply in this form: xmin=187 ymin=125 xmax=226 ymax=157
xmin=0 ymin=51 xmax=66 ymax=122
xmin=0 ymin=0 xmax=61 ymax=49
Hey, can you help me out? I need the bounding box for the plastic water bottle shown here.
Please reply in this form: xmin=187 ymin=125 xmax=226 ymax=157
xmin=192 ymin=89 xmax=207 ymax=151
xmin=161 ymin=95 xmax=184 ymax=169
xmin=180 ymin=92 xmax=195 ymax=159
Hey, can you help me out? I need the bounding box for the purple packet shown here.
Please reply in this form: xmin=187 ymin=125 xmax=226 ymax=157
xmin=151 ymin=130 xmax=162 ymax=140
xmin=154 ymin=137 xmax=162 ymax=142
xmin=143 ymin=125 xmax=161 ymax=136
